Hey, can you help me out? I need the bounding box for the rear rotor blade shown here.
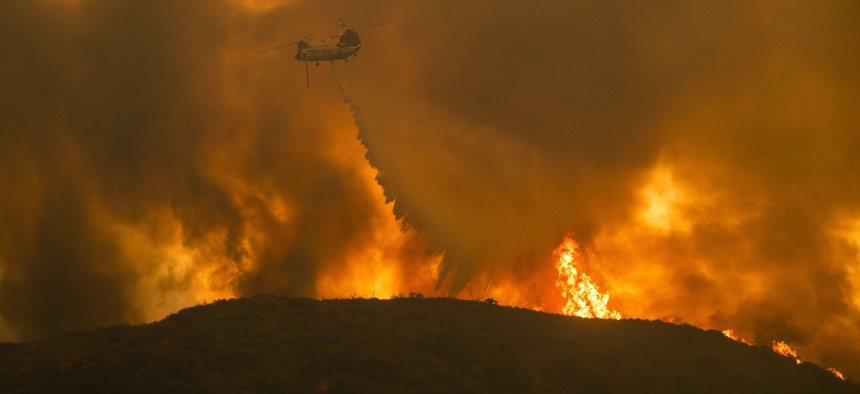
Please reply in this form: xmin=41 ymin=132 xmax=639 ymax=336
xmin=258 ymin=40 xmax=301 ymax=53
xmin=353 ymin=22 xmax=392 ymax=31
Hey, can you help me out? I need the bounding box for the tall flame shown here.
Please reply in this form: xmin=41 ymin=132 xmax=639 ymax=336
xmin=772 ymin=340 xmax=802 ymax=365
xmin=554 ymin=235 xmax=621 ymax=319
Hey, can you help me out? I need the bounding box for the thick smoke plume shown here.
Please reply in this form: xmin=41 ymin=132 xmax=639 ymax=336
xmin=2 ymin=0 xmax=860 ymax=378
xmin=336 ymin=0 xmax=860 ymax=377
xmin=0 ymin=0 xmax=436 ymax=341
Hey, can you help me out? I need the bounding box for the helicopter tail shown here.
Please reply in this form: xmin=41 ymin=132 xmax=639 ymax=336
xmin=293 ymin=40 xmax=309 ymax=60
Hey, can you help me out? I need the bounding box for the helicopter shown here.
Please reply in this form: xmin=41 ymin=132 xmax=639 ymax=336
xmin=259 ymin=18 xmax=390 ymax=86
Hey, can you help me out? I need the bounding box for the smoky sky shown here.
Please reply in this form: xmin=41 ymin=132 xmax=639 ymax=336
xmin=2 ymin=0 xmax=860 ymax=378
xmin=0 ymin=0 xmax=416 ymax=339
xmin=335 ymin=0 xmax=860 ymax=375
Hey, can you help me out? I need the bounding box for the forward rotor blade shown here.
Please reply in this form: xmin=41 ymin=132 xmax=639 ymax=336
xmin=258 ymin=40 xmax=301 ymax=53
xmin=353 ymin=22 xmax=392 ymax=31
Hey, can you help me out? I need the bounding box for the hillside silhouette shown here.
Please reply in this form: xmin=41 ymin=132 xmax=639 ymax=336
xmin=0 ymin=296 xmax=856 ymax=393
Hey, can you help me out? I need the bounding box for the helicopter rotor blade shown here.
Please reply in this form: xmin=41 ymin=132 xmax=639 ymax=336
xmin=353 ymin=22 xmax=392 ymax=31
xmin=260 ymin=21 xmax=390 ymax=54
xmin=258 ymin=40 xmax=302 ymax=53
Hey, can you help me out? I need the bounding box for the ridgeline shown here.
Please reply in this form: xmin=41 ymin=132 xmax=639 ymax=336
xmin=0 ymin=296 xmax=855 ymax=393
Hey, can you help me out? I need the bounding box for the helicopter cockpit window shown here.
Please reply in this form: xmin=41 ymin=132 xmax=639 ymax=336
xmin=339 ymin=30 xmax=361 ymax=47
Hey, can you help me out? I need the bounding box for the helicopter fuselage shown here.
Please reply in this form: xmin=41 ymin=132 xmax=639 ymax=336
xmin=296 ymin=44 xmax=360 ymax=62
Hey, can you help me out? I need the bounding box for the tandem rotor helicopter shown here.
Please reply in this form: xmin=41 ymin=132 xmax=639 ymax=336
xmin=259 ymin=18 xmax=390 ymax=86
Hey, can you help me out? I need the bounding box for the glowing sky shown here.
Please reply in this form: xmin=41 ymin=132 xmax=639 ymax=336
xmin=1 ymin=0 xmax=859 ymax=377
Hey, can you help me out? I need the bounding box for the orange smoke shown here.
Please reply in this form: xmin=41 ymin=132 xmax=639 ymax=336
xmin=311 ymin=112 xmax=443 ymax=299
xmin=455 ymin=262 xmax=560 ymax=313
xmin=554 ymin=235 xmax=621 ymax=320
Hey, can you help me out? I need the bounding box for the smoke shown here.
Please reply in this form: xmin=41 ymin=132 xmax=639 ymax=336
xmin=333 ymin=0 xmax=860 ymax=376
xmin=2 ymin=0 xmax=860 ymax=378
xmin=0 ymin=0 xmax=434 ymax=340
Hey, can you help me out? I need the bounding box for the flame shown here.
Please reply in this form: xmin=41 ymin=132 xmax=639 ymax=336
xmin=554 ymin=235 xmax=621 ymax=319
xmin=315 ymin=228 xmax=442 ymax=300
xmin=827 ymin=367 xmax=846 ymax=381
xmin=772 ymin=340 xmax=802 ymax=364
xmin=724 ymin=331 xmax=848 ymax=379
xmin=313 ymin=113 xmax=442 ymax=299
xmin=103 ymin=207 xmax=240 ymax=322
xmin=460 ymin=273 xmax=556 ymax=313
xmin=722 ymin=329 xmax=753 ymax=345
xmin=639 ymin=166 xmax=690 ymax=233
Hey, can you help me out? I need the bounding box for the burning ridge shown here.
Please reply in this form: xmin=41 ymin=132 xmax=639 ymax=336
xmin=0 ymin=296 xmax=855 ymax=393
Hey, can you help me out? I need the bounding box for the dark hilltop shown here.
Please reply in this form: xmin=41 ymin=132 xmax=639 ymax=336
xmin=0 ymin=296 xmax=855 ymax=393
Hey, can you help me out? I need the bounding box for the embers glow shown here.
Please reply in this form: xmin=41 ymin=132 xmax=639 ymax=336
xmin=727 ymin=333 xmax=846 ymax=378
xmin=722 ymin=329 xmax=752 ymax=345
xmin=554 ymin=235 xmax=621 ymax=320
xmin=772 ymin=340 xmax=802 ymax=365
xmin=827 ymin=367 xmax=846 ymax=381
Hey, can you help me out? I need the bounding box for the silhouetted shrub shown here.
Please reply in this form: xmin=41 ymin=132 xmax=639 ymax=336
xmin=2 ymin=297 xmax=857 ymax=393
xmin=482 ymin=360 xmax=533 ymax=392
xmin=358 ymin=356 xmax=402 ymax=381
xmin=98 ymin=323 xmax=131 ymax=345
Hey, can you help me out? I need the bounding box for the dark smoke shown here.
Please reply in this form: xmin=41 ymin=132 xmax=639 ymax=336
xmin=2 ymin=0 xmax=860 ymax=379
xmin=0 ymin=0 xmax=419 ymax=339
xmin=335 ymin=0 xmax=860 ymax=377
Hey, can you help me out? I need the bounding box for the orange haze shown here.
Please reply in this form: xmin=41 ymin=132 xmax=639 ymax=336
xmin=1 ymin=0 xmax=860 ymax=380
